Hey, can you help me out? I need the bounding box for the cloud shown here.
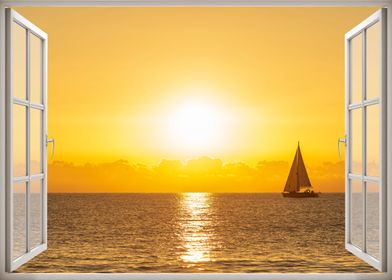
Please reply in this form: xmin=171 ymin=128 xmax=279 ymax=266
xmin=48 ymin=157 xmax=345 ymax=193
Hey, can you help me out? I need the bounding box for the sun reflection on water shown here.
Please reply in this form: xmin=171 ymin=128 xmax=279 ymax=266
xmin=180 ymin=192 xmax=212 ymax=264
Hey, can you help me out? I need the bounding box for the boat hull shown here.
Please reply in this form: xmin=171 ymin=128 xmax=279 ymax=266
xmin=282 ymin=192 xmax=319 ymax=198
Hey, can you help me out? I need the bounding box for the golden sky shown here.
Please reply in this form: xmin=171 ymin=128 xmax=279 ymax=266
xmin=15 ymin=7 xmax=378 ymax=192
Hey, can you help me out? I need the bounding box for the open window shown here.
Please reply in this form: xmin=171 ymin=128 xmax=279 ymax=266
xmin=5 ymin=9 xmax=48 ymax=272
xmin=344 ymin=8 xmax=387 ymax=272
xmin=1 ymin=5 xmax=389 ymax=276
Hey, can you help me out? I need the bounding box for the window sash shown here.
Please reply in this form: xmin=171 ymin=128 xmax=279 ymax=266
xmin=345 ymin=8 xmax=387 ymax=272
xmin=5 ymin=8 xmax=48 ymax=272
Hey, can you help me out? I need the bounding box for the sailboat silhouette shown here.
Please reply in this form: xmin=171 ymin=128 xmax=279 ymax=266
xmin=282 ymin=142 xmax=319 ymax=198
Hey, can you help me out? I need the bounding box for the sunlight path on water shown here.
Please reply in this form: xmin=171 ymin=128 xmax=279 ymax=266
xmin=179 ymin=193 xmax=213 ymax=265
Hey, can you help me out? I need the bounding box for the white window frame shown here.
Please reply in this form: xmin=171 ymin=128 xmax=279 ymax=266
xmin=5 ymin=8 xmax=48 ymax=272
xmin=345 ymin=9 xmax=387 ymax=272
xmin=0 ymin=1 xmax=391 ymax=280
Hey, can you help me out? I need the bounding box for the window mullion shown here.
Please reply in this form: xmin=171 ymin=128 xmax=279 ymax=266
xmin=361 ymin=28 xmax=367 ymax=253
xmin=25 ymin=29 xmax=31 ymax=253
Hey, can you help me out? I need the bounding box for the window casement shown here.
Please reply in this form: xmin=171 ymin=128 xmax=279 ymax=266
xmin=5 ymin=8 xmax=48 ymax=272
xmin=344 ymin=9 xmax=387 ymax=272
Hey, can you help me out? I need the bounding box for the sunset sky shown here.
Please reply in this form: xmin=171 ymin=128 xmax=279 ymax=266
xmin=15 ymin=7 xmax=378 ymax=192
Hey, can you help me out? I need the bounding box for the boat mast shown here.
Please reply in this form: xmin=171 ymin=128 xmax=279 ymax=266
xmin=296 ymin=141 xmax=300 ymax=192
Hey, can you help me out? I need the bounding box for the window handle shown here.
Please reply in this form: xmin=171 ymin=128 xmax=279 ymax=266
xmin=46 ymin=136 xmax=55 ymax=160
xmin=338 ymin=136 xmax=346 ymax=159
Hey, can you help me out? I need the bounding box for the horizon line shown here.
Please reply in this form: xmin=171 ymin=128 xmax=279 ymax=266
xmin=47 ymin=191 xmax=341 ymax=194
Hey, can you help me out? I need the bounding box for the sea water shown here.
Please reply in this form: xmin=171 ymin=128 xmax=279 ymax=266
xmin=17 ymin=193 xmax=376 ymax=273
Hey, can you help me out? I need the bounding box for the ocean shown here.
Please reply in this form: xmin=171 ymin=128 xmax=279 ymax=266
xmin=17 ymin=193 xmax=376 ymax=273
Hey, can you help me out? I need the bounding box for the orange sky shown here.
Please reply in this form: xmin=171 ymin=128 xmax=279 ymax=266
xmin=15 ymin=7 xmax=378 ymax=192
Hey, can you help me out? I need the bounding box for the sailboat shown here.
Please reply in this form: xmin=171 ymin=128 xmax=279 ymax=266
xmin=282 ymin=142 xmax=319 ymax=198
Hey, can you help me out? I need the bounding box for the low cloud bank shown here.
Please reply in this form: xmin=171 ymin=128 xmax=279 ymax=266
xmin=49 ymin=157 xmax=344 ymax=193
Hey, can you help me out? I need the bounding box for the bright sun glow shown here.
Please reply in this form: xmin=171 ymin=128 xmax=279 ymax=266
xmin=166 ymin=100 xmax=227 ymax=152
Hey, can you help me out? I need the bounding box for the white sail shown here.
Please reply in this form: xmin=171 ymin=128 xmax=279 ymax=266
xmin=284 ymin=143 xmax=312 ymax=192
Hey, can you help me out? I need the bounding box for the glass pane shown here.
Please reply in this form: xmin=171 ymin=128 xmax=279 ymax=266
xmin=30 ymin=180 xmax=42 ymax=249
xmin=30 ymin=34 xmax=42 ymax=104
xmin=351 ymin=109 xmax=362 ymax=174
xmin=13 ymin=105 xmax=26 ymax=177
xmin=366 ymin=181 xmax=380 ymax=260
xmin=366 ymin=105 xmax=380 ymax=177
xmin=351 ymin=179 xmax=363 ymax=249
xmin=350 ymin=33 xmax=363 ymax=104
xmin=13 ymin=182 xmax=26 ymax=260
xmin=31 ymin=109 xmax=42 ymax=174
xmin=366 ymin=21 xmax=381 ymax=100
xmin=12 ymin=22 xmax=26 ymax=100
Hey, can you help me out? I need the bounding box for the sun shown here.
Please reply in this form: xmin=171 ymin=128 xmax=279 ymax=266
xmin=166 ymin=100 xmax=227 ymax=152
